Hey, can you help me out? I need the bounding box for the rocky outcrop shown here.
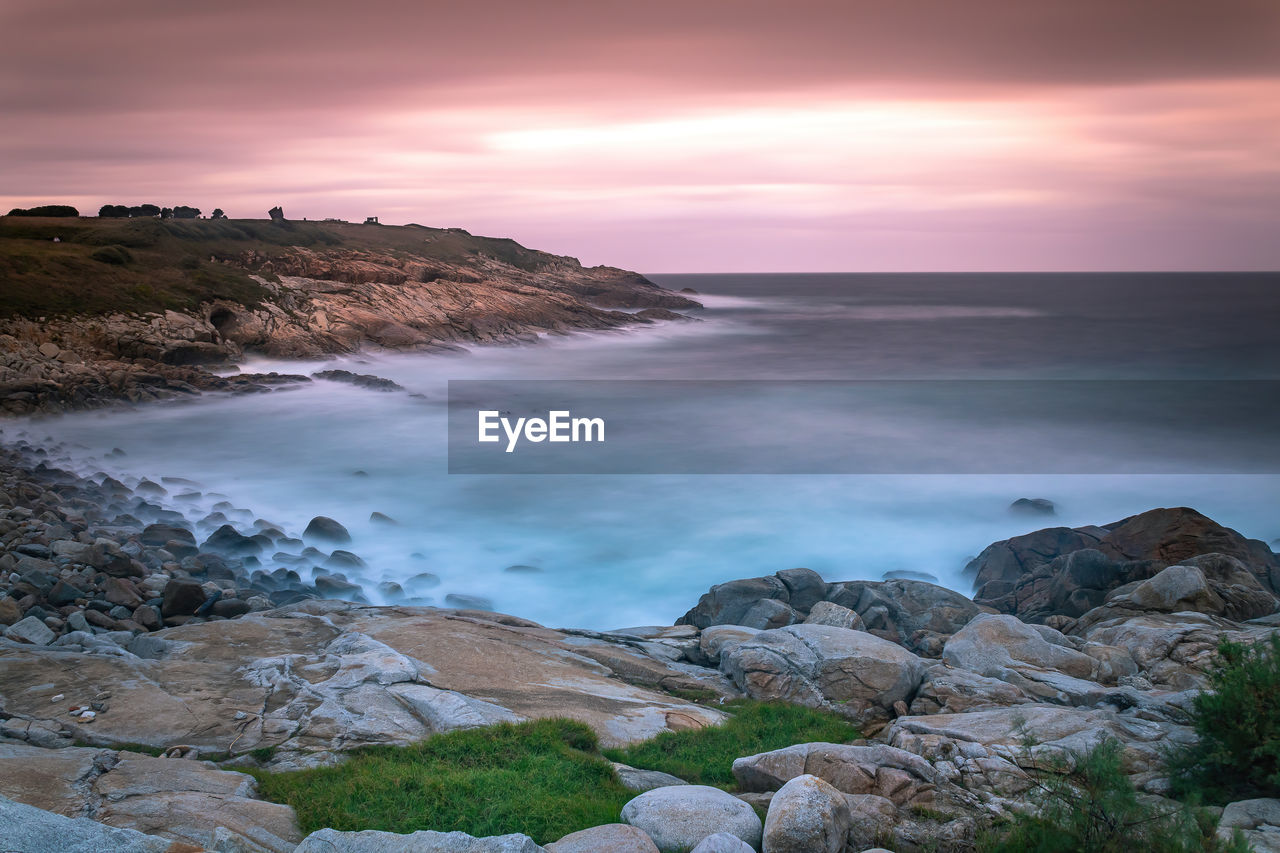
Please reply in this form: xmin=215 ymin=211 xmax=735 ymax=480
xmin=1 ymin=238 xmax=699 ymax=415
xmin=620 ymin=785 xmax=762 ymax=852
xmin=969 ymin=507 xmax=1280 ymax=622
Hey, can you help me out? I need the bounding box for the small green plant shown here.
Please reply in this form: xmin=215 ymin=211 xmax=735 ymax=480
xmin=603 ymin=700 xmax=858 ymax=788
xmin=1168 ymin=632 xmax=1280 ymax=804
xmin=249 ymin=745 xmax=278 ymax=762
xmin=90 ymin=245 xmax=133 ymax=265
xmin=250 ymin=718 xmax=633 ymax=844
xmin=979 ymin=738 xmax=1247 ymax=853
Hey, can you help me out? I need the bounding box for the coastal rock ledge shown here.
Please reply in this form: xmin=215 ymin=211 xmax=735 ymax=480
xmin=1 ymin=501 xmax=1278 ymax=851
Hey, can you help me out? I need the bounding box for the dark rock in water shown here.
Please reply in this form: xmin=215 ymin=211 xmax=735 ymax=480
xmin=405 ymin=571 xmax=441 ymax=591
xmin=271 ymin=551 xmax=308 ymax=566
xmin=312 ymin=369 xmax=405 ymax=392
xmin=882 ymin=569 xmax=940 ymax=583
xmin=678 ymin=568 xmax=828 ymax=629
xmin=971 ymin=507 xmax=1280 ymax=621
xmin=1010 ymin=497 xmax=1056 ymax=516
xmin=445 ymin=593 xmax=493 ymax=610
xmin=163 ymin=539 xmax=199 ymax=559
xmin=161 ymin=579 xmax=206 ymax=616
xmin=202 ymin=524 xmax=264 ymax=556
xmin=277 ymin=537 xmax=304 ymax=550
xmin=352 ymin=470 xmax=369 ymax=478
xmin=377 ymin=581 xmax=405 ymax=601
xmin=301 ymin=546 xmax=327 ymax=560
xmin=199 ymin=512 xmax=230 ymax=527
xmin=136 ymin=479 xmax=166 ymax=496
xmin=211 ymin=598 xmax=252 ymax=618
xmin=46 ymin=580 xmax=86 ymax=606
xmin=679 ymin=287 xmax=699 ymax=294
xmin=161 ymin=476 xmax=202 ymax=488
xmin=174 ymin=491 xmax=202 ymax=502
xmin=314 ymin=575 xmax=367 ymax=602
xmin=140 ymin=523 xmax=195 ymax=547
xmin=323 ymin=550 xmax=366 ymax=570
xmin=503 ymin=564 xmax=542 ymax=574
xmin=369 ymin=512 xmax=398 ymax=526
xmin=304 ymin=516 xmax=351 ymax=545
xmin=632 ymin=308 xmax=695 ymax=323
xmin=269 ymin=589 xmax=317 ymax=606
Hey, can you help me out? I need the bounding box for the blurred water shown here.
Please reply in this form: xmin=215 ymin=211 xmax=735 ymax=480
xmin=12 ymin=272 xmax=1280 ymax=628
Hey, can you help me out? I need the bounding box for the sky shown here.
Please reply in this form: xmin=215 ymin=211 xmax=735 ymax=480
xmin=2 ymin=0 xmax=1278 ymax=272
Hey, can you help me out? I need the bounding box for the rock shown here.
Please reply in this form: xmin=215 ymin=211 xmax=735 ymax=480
xmin=825 ymin=579 xmax=980 ymax=654
xmin=446 ymin=593 xmax=494 ymax=610
xmin=1218 ymin=798 xmax=1280 ymax=852
xmin=0 ymin=793 xmax=174 ymax=853
xmin=678 ymin=569 xmax=826 ymax=628
xmin=295 ymin=827 xmax=546 ymax=852
xmin=160 ymin=579 xmax=206 ymax=617
xmin=720 ymin=623 xmax=924 ymax=718
xmin=547 ymin=823 xmax=659 ymax=853
xmin=689 ymin=833 xmax=756 ymax=853
xmin=139 ymin=523 xmax=195 ymax=547
xmin=621 ymin=785 xmax=762 ymax=852
xmin=201 ymin=524 xmax=263 ymax=556
xmin=370 ymin=511 xmax=398 ymax=525
xmin=312 ymin=369 xmax=406 ymax=392
xmin=973 ymin=508 xmax=1280 ymax=620
xmin=698 ymin=625 xmax=761 ymax=665
xmin=803 ymin=601 xmax=864 ymax=631
xmin=943 ymin=614 xmax=1098 ymax=681
xmin=0 ymin=595 xmax=22 ymax=626
xmin=5 ymin=614 xmax=56 ymax=645
xmin=611 ymin=762 xmax=688 ymax=793
xmin=47 ymin=579 xmax=86 ymax=606
xmin=1125 ymin=556 xmax=1277 ymax=621
xmin=733 ymin=742 xmax=938 ymax=806
xmin=761 ymin=774 xmax=851 ymax=853
xmin=303 ymin=516 xmax=352 ymax=544
xmin=1011 ymin=497 xmax=1057 ymax=516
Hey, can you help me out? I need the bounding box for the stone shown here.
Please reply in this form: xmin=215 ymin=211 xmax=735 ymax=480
xmin=689 ymin=833 xmax=756 ymax=853
xmin=803 ymin=601 xmax=864 ymax=631
xmin=0 ymin=595 xmax=21 ymax=625
xmin=611 ymin=762 xmax=688 ymax=792
xmin=5 ymin=614 xmax=56 ymax=645
xmin=1218 ymin=799 xmax=1280 ymax=853
xmin=733 ymin=742 xmax=937 ymax=806
xmin=825 ymin=579 xmax=980 ymax=654
xmin=720 ymin=623 xmax=924 ymax=718
xmin=139 ymin=523 xmax=195 ymax=547
xmin=761 ymin=774 xmax=851 ymax=853
xmin=46 ymin=579 xmax=86 ymax=606
xmin=698 ymin=625 xmax=760 ymax=664
xmin=160 ymin=579 xmax=206 ymax=616
xmin=942 ymin=614 xmax=1099 ymax=681
xmin=295 ymin=827 xmax=546 ymax=852
xmin=0 ymin=793 xmax=174 ymax=853
xmin=546 ymin=823 xmax=659 ymax=853
xmin=1011 ymin=497 xmax=1056 ymax=516
xmin=201 ymin=524 xmax=263 ymax=556
xmin=677 ymin=572 xmax=794 ymax=628
xmin=621 ymin=785 xmax=763 ymax=852
xmin=304 ymin=516 xmax=352 ymax=544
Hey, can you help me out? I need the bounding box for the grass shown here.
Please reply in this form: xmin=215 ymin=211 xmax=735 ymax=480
xmin=248 ymin=702 xmax=859 ymax=843
xmin=0 ymin=214 xmax=564 ymax=318
xmin=603 ymin=700 xmax=859 ymax=788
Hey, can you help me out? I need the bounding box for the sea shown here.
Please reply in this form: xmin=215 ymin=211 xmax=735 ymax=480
xmin=12 ymin=272 xmax=1280 ymax=629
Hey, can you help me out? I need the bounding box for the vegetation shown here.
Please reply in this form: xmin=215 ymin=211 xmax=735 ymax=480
xmin=1168 ymin=633 xmax=1280 ymax=804
xmin=7 ymin=204 xmax=78 ymax=217
xmin=603 ymin=700 xmax=858 ymax=788
xmin=979 ymin=739 xmax=1248 ymax=853
xmin=250 ymin=702 xmax=857 ymax=843
xmin=251 ymin=719 xmax=633 ymax=844
xmin=90 ymin=245 xmax=133 ymax=265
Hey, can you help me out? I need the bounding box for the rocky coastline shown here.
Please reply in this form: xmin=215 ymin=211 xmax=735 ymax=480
xmin=0 ymin=221 xmax=700 ymax=416
xmin=2 ymin=420 xmax=1279 ymax=852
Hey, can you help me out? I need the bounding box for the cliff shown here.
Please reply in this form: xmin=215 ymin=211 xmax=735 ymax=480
xmin=0 ymin=216 xmax=700 ymax=414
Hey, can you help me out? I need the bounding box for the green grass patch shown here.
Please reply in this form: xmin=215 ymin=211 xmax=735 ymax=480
xmin=603 ymin=700 xmax=859 ymax=788
xmin=250 ymin=719 xmax=633 ymax=844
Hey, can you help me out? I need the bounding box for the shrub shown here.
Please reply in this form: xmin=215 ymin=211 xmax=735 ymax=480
xmin=603 ymin=700 xmax=858 ymax=788
xmin=211 ymin=208 xmax=226 ymax=219
xmin=98 ymin=204 xmax=131 ymax=218
xmin=173 ymin=205 xmax=201 ymax=219
xmin=128 ymin=204 xmax=161 ymax=218
xmin=7 ymin=204 xmax=79 ymax=217
xmin=90 ymin=245 xmax=133 ymax=265
xmin=1168 ymin=633 xmax=1280 ymax=804
xmin=980 ymin=738 xmax=1247 ymax=852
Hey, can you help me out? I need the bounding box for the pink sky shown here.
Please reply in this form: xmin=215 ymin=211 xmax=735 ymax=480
xmin=2 ymin=0 xmax=1278 ymax=272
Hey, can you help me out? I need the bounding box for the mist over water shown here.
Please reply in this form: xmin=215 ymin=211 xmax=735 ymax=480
xmin=13 ymin=272 xmax=1280 ymax=629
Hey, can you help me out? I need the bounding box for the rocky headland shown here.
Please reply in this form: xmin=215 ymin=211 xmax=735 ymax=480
xmin=0 ymin=216 xmax=700 ymax=415
xmin=2 ymin=427 xmax=1278 ymax=853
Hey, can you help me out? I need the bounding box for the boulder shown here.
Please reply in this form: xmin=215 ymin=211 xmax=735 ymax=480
xmin=5 ymin=614 xmax=56 ymax=645
xmin=1011 ymin=498 xmax=1056 ymax=516
xmin=720 ymin=623 xmax=924 ymax=719
xmin=1218 ymin=799 xmax=1280 ymax=851
xmin=0 ymin=793 xmax=173 ymax=853
xmin=677 ymin=569 xmax=825 ymax=628
xmin=611 ymin=762 xmax=688 ymax=793
xmin=942 ymin=614 xmax=1098 ymax=681
xmin=825 ymin=579 xmax=980 ymax=654
xmin=733 ymin=742 xmax=937 ymax=807
xmin=201 ymin=524 xmax=263 ymax=556
xmin=295 ymin=827 xmax=546 ymax=852
xmin=690 ymin=833 xmax=756 ymax=852
xmin=139 ymin=523 xmax=195 ymax=547
xmin=547 ymin=823 xmax=659 ymax=853
xmin=304 ymin=516 xmax=352 ymax=545
xmin=160 ymin=579 xmax=206 ymax=617
xmin=1121 ymin=555 xmax=1277 ymax=621
xmin=803 ymin=601 xmax=864 ymax=631
xmin=761 ymin=774 xmax=851 ymax=853
xmin=621 ymin=785 xmax=763 ymax=852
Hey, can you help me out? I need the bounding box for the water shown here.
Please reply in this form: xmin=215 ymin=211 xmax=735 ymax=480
xmin=13 ymin=272 xmax=1280 ymax=628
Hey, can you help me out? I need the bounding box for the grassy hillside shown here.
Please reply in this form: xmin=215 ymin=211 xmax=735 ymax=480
xmin=0 ymin=216 xmax=572 ymax=318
